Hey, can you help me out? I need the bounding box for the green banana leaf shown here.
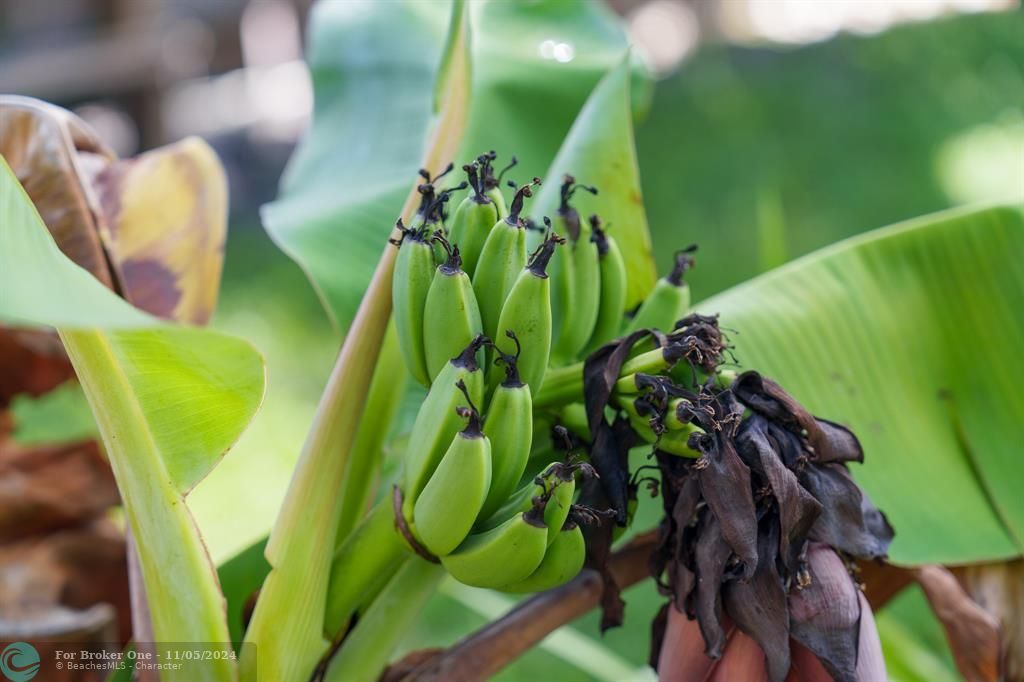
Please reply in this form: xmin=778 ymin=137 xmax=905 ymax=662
xmin=530 ymin=57 xmax=658 ymax=308
xmin=0 ymin=157 xmax=265 ymax=680
xmin=263 ymin=0 xmax=643 ymax=330
xmin=702 ymin=204 xmax=1024 ymax=565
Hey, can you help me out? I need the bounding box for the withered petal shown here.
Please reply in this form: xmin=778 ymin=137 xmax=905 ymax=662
xmin=693 ymin=433 xmax=759 ymax=578
xmin=737 ymin=417 xmax=822 ymax=573
xmin=799 ymin=464 xmax=893 ymax=560
xmin=694 ymin=511 xmax=733 ymax=659
xmin=589 ymin=420 xmax=631 ymax=524
xmin=583 ymin=329 xmax=657 ymax=433
xmin=788 ymin=543 xmax=861 ymax=682
xmin=722 ymin=517 xmax=791 ymax=682
xmin=811 ymin=419 xmax=864 ymax=464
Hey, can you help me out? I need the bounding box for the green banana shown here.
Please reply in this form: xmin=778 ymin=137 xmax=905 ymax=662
xmin=448 ymin=161 xmax=499 ymax=278
xmin=623 ymin=246 xmax=696 ymax=334
xmin=402 ymin=335 xmax=488 ymax=507
xmin=548 ymin=176 xmax=598 ymax=355
xmin=413 ymin=384 xmax=492 ymax=556
xmin=491 ymin=230 xmax=563 ymax=395
xmin=479 ymin=150 xmax=515 ymax=218
xmin=476 ymin=461 xmax=577 ymax=548
xmin=552 ymin=214 xmax=601 ymax=362
xmin=479 ymin=333 xmax=533 ymax=520
xmin=472 ymin=179 xmax=539 ymax=341
xmin=392 ymin=222 xmax=436 ymax=387
xmin=423 ymin=235 xmax=484 ymax=382
xmin=500 ymin=522 xmax=586 ymax=593
xmin=441 ymin=497 xmax=550 ymax=589
xmin=584 ymin=217 xmax=628 ymax=354
xmin=544 ymin=467 xmax=576 ymax=545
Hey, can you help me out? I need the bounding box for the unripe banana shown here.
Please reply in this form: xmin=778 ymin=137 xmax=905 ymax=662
xmin=413 ymin=386 xmax=492 ymax=556
xmin=544 ymin=469 xmax=576 ymax=545
xmin=584 ymin=218 xmax=628 ymax=354
xmin=478 ymin=333 xmax=533 ymax=520
xmin=423 ymin=235 xmax=484 ymax=382
xmin=402 ymin=336 xmax=488 ymax=506
xmin=472 ymin=179 xmax=539 ymax=341
xmin=547 ymin=176 xmax=598 ymax=354
xmin=476 ymin=460 xmax=576 ymax=544
xmin=552 ymin=213 xmax=602 ymax=363
xmin=392 ymin=222 xmax=436 ymax=387
xmin=448 ymin=161 xmax=499 ymax=278
xmin=441 ymin=498 xmax=550 ymax=589
xmin=500 ymin=522 xmax=586 ymax=593
xmin=479 ymin=150 xmax=515 ymax=218
xmin=623 ymin=246 xmax=697 ymax=334
xmin=491 ymin=230 xmax=563 ymax=395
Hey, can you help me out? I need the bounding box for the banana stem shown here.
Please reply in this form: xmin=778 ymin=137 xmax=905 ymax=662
xmin=323 ymin=558 xmax=444 ymax=682
xmin=534 ymin=347 xmax=669 ymax=409
xmin=334 ymin=322 xmax=406 ymax=546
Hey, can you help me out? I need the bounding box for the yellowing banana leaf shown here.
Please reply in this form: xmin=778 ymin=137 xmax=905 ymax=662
xmin=0 ymin=95 xmax=116 ymax=288
xmin=92 ymin=137 xmax=228 ymax=325
xmin=0 ymin=157 xmax=264 ymax=680
xmin=530 ymin=58 xmax=658 ymax=308
xmin=263 ymin=0 xmax=642 ymax=330
xmin=0 ymin=98 xmax=228 ymax=325
xmin=702 ymin=204 xmax=1024 ymax=565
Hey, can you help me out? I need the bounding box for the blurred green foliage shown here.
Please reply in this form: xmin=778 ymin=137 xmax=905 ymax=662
xmin=197 ymin=8 xmax=1023 ymax=681
xmin=638 ymin=11 xmax=1024 ymax=301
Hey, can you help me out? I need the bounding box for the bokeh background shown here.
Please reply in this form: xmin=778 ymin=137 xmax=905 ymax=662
xmin=3 ymin=1 xmax=1022 ymax=680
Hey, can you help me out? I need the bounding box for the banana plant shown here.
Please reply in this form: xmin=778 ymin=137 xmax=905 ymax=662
xmin=3 ymin=1 xmax=1022 ymax=681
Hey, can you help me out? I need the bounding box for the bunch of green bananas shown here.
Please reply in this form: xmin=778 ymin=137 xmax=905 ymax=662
xmin=388 ymin=154 xmax=706 ymax=595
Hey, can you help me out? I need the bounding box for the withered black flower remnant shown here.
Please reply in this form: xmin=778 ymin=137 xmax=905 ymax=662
xmin=642 ymin=341 xmax=893 ymax=681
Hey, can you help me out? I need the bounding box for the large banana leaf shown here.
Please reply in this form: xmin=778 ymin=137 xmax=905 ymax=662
xmin=0 ymin=158 xmax=265 ymax=680
xmin=263 ymin=0 xmax=641 ymax=330
xmin=702 ymin=204 xmax=1024 ymax=565
xmin=531 ymin=57 xmax=657 ymax=308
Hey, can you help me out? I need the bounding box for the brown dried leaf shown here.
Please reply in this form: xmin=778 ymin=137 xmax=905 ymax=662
xmin=0 ymin=438 xmax=118 ymax=542
xmin=916 ymin=564 xmax=1001 ymax=682
xmin=0 ymin=519 xmax=129 ymax=641
xmin=0 ymin=96 xmax=116 ymax=287
xmin=0 ymin=328 xmax=73 ymax=408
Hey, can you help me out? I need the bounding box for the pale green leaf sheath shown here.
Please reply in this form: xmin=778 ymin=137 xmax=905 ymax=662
xmin=0 ymin=158 xmax=265 ymax=682
xmin=706 ymin=204 xmax=1024 ymax=565
xmin=241 ymin=2 xmax=472 ymax=679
